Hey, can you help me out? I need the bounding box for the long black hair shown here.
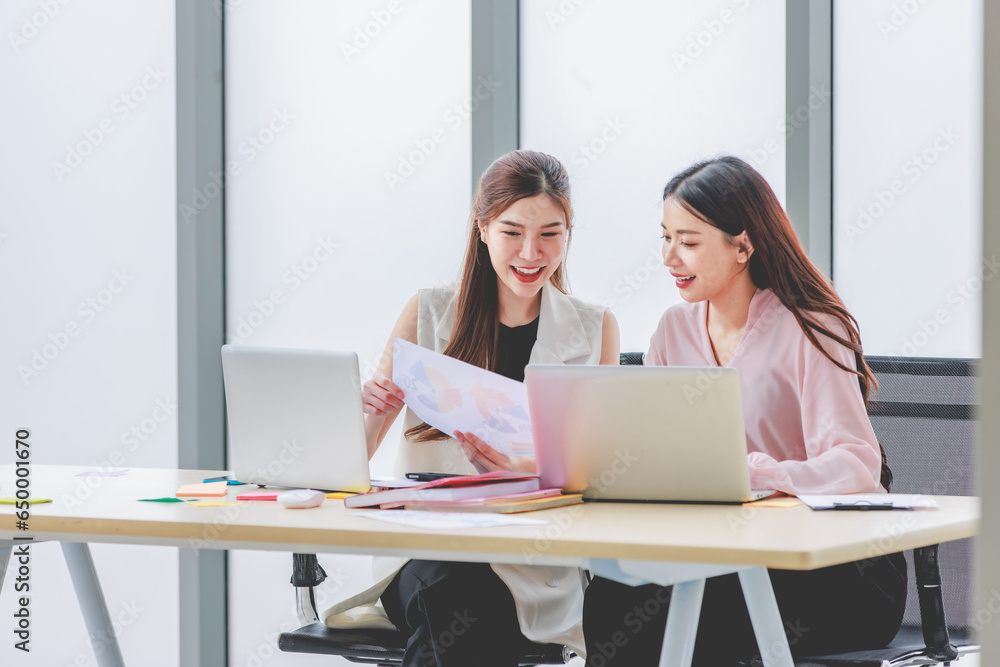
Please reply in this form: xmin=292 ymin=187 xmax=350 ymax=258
xmin=406 ymin=150 xmax=574 ymax=442
xmin=664 ymin=156 xmax=892 ymax=491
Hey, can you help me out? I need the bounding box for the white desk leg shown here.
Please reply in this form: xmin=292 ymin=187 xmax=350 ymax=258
xmin=658 ymin=577 xmax=705 ymax=667
xmin=62 ymin=543 xmax=126 ymax=667
xmin=0 ymin=546 xmax=11 ymax=597
xmin=738 ymin=567 xmax=794 ymax=667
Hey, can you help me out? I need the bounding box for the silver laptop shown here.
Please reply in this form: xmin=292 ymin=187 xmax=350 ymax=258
xmin=524 ymin=365 xmax=770 ymax=503
xmin=221 ymin=345 xmax=371 ymax=493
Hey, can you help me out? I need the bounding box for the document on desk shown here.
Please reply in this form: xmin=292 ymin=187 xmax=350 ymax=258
xmin=798 ymin=494 xmax=939 ymax=510
xmin=392 ymin=338 xmax=533 ymax=458
xmin=352 ymin=509 xmax=547 ymax=530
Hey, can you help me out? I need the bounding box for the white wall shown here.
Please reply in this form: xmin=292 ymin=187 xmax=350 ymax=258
xmin=0 ymin=1 xmax=179 ymax=665
xmin=833 ymin=0 xmax=983 ymax=358
xmin=224 ymin=1 xmax=471 ymax=664
xmin=520 ymin=0 xmax=786 ymax=354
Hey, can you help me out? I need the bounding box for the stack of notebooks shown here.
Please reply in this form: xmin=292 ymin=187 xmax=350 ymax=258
xmin=345 ymin=471 xmax=582 ymax=514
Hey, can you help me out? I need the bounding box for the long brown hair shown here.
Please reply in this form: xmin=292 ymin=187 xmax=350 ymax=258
xmin=663 ymin=156 xmax=892 ymax=491
xmin=407 ymin=150 xmax=574 ymax=442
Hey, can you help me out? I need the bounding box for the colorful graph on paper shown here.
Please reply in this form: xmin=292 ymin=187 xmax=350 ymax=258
xmin=392 ymin=338 xmax=534 ymax=458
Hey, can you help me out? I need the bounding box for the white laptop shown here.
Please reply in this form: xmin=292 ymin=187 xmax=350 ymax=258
xmin=524 ymin=365 xmax=771 ymax=503
xmin=221 ymin=345 xmax=371 ymax=493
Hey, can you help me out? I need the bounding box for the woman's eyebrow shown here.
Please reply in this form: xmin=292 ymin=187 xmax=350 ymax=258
xmin=660 ymin=225 xmax=702 ymax=235
xmin=497 ymin=220 xmax=565 ymax=228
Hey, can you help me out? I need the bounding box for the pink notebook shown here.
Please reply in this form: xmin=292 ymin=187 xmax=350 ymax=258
xmin=345 ymin=473 xmax=540 ymax=509
xmin=379 ymin=488 xmax=561 ymax=510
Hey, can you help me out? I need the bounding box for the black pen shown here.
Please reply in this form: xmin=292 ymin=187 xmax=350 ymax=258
xmin=830 ymin=502 xmax=896 ymax=511
xmin=406 ymin=472 xmax=462 ymax=482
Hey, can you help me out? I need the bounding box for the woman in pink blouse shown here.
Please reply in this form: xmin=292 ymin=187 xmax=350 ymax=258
xmin=583 ymin=156 xmax=906 ymax=665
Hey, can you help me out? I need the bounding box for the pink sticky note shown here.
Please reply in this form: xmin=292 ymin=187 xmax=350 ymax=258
xmin=236 ymin=491 xmax=280 ymax=501
xmin=176 ymin=482 xmax=228 ymax=497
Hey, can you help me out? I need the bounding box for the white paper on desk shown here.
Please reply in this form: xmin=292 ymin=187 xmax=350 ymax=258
xmin=392 ymin=338 xmax=533 ymax=458
xmin=76 ymin=469 xmax=130 ymax=477
xmin=369 ymin=477 xmax=424 ymax=489
xmin=797 ymin=494 xmax=939 ymax=510
xmin=352 ymin=509 xmax=547 ymax=530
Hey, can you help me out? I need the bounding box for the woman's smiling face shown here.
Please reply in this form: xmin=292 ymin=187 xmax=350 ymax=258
xmin=660 ymin=197 xmax=752 ymax=303
xmin=480 ymin=193 xmax=567 ymax=303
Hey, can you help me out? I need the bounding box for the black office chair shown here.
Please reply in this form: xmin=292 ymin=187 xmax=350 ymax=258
xmin=275 ymin=353 xmax=652 ymax=665
xmin=619 ymin=351 xmax=644 ymax=366
xmin=783 ymin=355 xmax=979 ymax=667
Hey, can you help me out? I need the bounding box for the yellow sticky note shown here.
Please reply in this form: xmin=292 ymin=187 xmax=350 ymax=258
xmin=186 ymin=500 xmax=239 ymax=507
xmin=326 ymin=492 xmax=356 ymax=500
xmin=0 ymin=497 xmax=52 ymax=505
xmin=746 ymin=497 xmax=804 ymax=508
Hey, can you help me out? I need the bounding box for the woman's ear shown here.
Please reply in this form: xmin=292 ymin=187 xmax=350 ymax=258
xmin=735 ymin=232 xmax=753 ymax=263
xmin=477 ymin=222 xmax=487 ymax=243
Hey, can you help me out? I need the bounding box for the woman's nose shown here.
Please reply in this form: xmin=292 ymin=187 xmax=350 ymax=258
xmin=520 ymin=237 xmax=541 ymax=260
xmin=662 ymin=241 xmax=675 ymax=265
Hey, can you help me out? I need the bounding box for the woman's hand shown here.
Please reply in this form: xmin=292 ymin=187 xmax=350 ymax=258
xmin=454 ymin=431 xmax=537 ymax=474
xmin=363 ymin=373 xmax=405 ymax=417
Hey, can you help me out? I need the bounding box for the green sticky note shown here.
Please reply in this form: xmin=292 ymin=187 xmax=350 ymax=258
xmin=0 ymin=497 xmax=52 ymax=504
xmin=138 ymin=497 xmax=187 ymax=503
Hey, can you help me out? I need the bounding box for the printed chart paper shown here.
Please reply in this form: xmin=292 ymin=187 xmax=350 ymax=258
xmin=392 ymin=338 xmax=534 ymax=458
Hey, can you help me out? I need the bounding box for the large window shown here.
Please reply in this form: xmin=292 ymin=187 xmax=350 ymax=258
xmin=224 ymin=2 xmax=471 ymax=663
xmin=833 ymin=0 xmax=983 ymax=357
xmin=521 ymin=0 xmax=786 ymax=353
xmin=0 ymin=1 xmax=178 ymax=665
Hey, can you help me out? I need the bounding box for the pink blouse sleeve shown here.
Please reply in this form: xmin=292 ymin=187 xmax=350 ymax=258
xmin=747 ymin=325 xmax=883 ymax=495
xmin=645 ymin=315 xmax=666 ymax=366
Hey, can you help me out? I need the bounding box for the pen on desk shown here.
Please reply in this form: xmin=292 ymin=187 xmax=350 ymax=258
xmin=202 ymin=475 xmax=246 ymax=485
xmin=830 ymin=502 xmax=896 ymax=511
xmin=406 ymin=472 xmax=463 ymax=482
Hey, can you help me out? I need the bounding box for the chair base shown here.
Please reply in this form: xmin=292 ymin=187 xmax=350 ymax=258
xmin=278 ymin=622 xmax=573 ymax=666
xmin=788 ymin=625 xmax=977 ymax=667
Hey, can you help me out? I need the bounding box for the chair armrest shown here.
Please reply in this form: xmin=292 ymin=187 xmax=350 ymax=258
xmin=291 ymin=553 xmax=327 ymax=587
xmin=913 ymin=545 xmax=959 ymax=661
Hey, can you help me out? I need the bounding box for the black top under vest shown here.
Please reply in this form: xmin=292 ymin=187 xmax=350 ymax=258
xmin=496 ymin=317 xmax=540 ymax=382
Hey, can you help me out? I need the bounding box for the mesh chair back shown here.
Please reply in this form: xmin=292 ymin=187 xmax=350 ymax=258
xmin=867 ymin=356 xmax=979 ymax=631
xmin=620 ymin=352 xmax=644 ymax=366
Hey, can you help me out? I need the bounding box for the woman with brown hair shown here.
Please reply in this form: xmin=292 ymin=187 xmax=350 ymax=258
xmin=322 ymin=149 xmax=619 ymax=666
xmin=582 ymin=156 xmax=905 ymax=665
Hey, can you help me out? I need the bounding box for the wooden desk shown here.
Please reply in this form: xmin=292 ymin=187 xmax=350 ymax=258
xmin=0 ymin=465 xmax=981 ymax=667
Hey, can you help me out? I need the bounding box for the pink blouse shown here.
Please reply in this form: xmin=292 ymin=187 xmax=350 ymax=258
xmin=646 ymin=288 xmax=882 ymax=495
